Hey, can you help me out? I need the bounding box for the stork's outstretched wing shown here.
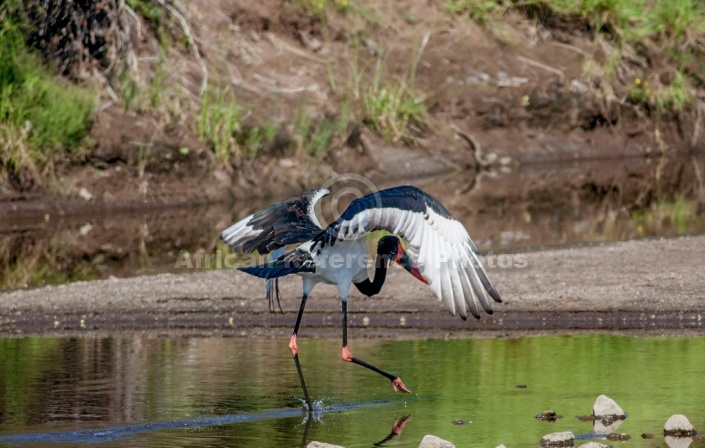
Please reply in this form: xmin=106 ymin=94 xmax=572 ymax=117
xmin=221 ymin=189 xmax=329 ymax=255
xmin=317 ymin=185 xmax=501 ymax=320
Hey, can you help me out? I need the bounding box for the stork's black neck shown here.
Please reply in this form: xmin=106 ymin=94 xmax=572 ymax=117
xmin=353 ymin=252 xmax=391 ymax=297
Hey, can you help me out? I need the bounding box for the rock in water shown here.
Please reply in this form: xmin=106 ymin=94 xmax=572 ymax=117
xmin=539 ymin=431 xmax=575 ymax=447
xmin=308 ymin=442 xmax=345 ymax=448
xmin=606 ymin=433 xmax=631 ymax=441
xmin=536 ymin=410 xmax=562 ymax=422
xmin=593 ymin=395 xmax=626 ymax=418
xmin=664 ymin=414 xmax=697 ymax=437
xmin=419 ymin=435 xmax=456 ymax=448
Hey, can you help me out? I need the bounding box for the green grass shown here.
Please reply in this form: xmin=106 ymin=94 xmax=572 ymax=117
xmin=198 ymin=87 xmax=284 ymax=163
xmin=0 ymin=18 xmax=94 ymax=187
xmin=445 ymin=0 xmax=510 ymax=26
xmin=447 ymin=0 xmax=705 ymax=113
xmin=125 ymin=0 xmax=166 ymax=27
xmin=291 ymin=0 xmax=351 ymax=16
xmin=293 ymin=106 xmax=349 ymax=158
xmin=197 ymin=86 xmax=242 ymax=167
xmin=359 ymin=38 xmax=429 ymax=144
xmin=237 ymin=122 xmax=278 ymax=160
xmin=363 ymin=80 xmax=426 ymax=143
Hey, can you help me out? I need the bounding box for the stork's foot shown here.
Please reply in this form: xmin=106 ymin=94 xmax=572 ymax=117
xmin=392 ymin=377 xmax=411 ymax=394
xmin=392 ymin=415 xmax=412 ymax=435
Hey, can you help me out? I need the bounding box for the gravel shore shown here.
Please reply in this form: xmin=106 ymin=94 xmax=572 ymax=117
xmin=1 ymin=235 xmax=703 ymax=338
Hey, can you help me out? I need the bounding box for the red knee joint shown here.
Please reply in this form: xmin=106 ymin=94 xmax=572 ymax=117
xmin=341 ymin=346 xmax=353 ymax=362
xmin=289 ymin=335 xmax=298 ymax=357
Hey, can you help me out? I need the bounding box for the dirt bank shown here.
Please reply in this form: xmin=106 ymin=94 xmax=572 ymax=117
xmin=1 ymin=234 xmax=703 ymax=338
xmin=3 ymin=0 xmax=704 ymax=212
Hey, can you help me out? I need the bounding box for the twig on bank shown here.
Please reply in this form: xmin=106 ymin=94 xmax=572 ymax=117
xmin=517 ymin=55 xmax=564 ymax=85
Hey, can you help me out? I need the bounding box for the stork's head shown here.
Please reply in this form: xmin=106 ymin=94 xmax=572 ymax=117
xmin=377 ymin=236 xmax=428 ymax=284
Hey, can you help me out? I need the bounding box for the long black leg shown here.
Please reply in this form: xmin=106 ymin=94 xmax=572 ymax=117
xmin=290 ymin=293 xmax=312 ymax=410
xmin=341 ymin=301 xmax=411 ymax=393
xmin=294 ymin=352 xmax=311 ymax=410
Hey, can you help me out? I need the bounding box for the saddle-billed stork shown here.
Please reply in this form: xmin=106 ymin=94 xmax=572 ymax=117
xmin=220 ymin=185 xmax=501 ymax=406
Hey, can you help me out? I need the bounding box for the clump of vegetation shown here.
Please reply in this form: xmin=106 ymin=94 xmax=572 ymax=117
xmin=363 ymin=78 xmax=426 ymax=143
xmin=198 ymin=87 xmax=243 ymax=168
xmin=293 ymin=106 xmax=350 ymax=158
xmin=0 ymin=17 xmax=94 ymax=189
xmin=294 ymin=0 xmax=352 ymax=16
xmin=446 ymin=0 xmax=509 ymax=25
xmin=238 ymin=123 xmax=279 ymax=160
xmin=351 ymin=34 xmax=430 ymax=143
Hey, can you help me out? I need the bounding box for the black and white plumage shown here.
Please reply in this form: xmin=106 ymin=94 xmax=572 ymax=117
xmin=314 ymin=185 xmax=500 ymax=320
xmin=220 ymin=185 xmax=501 ymax=404
xmin=221 ymin=188 xmax=329 ymax=255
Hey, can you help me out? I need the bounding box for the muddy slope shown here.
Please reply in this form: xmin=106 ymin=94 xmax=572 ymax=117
xmin=3 ymin=0 xmax=704 ymax=211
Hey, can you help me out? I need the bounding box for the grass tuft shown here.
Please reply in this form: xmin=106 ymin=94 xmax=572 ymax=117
xmin=197 ymin=86 xmax=242 ymax=167
xmin=0 ymin=18 xmax=94 ymax=188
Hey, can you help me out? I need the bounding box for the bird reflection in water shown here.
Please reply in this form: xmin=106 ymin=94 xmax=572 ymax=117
xmin=299 ymin=412 xmax=412 ymax=448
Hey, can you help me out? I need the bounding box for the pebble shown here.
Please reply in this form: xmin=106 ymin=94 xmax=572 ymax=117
xmin=307 ymin=442 xmax=345 ymax=448
xmin=606 ymin=433 xmax=630 ymax=441
xmin=78 ymin=187 xmax=93 ymax=201
xmin=419 ymin=435 xmax=455 ymax=448
xmin=536 ymin=410 xmax=562 ymax=422
xmin=539 ymin=431 xmax=574 ymax=447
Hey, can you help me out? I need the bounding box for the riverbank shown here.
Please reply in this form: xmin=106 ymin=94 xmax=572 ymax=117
xmin=2 ymin=1 xmax=704 ymax=206
xmin=1 ymin=234 xmax=703 ymax=338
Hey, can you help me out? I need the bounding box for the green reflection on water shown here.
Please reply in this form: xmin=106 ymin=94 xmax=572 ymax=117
xmin=0 ymin=335 xmax=704 ymax=447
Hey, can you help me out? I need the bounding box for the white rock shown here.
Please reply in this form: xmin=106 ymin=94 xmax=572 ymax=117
xmin=78 ymin=187 xmax=93 ymax=201
xmin=664 ymin=414 xmax=696 ymax=435
xmin=79 ymin=223 xmax=93 ymax=236
xmin=419 ymin=435 xmax=456 ymax=448
xmin=307 ymin=442 xmax=345 ymax=448
xmin=579 ymin=443 xmax=611 ymax=448
xmin=571 ymin=79 xmax=589 ymax=93
xmin=539 ymin=431 xmax=575 ymax=447
xmin=496 ymin=445 xmax=507 ymax=448
xmin=593 ymin=394 xmax=625 ymax=417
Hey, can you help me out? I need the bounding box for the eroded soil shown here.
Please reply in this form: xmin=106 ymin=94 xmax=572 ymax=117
xmin=3 ymin=0 xmax=704 ymax=210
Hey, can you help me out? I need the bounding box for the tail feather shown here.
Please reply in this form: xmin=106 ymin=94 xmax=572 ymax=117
xmin=238 ymin=248 xmax=315 ymax=280
xmin=266 ymin=247 xmax=286 ymax=313
xmin=266 ymin=278 xmax=283 ymax=313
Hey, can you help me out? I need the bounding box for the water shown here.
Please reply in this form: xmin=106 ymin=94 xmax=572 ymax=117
xmin=0 ymin=335 xmax=703 ymax=447
xmin=3 ymin=155 xmax=705 ymax=291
